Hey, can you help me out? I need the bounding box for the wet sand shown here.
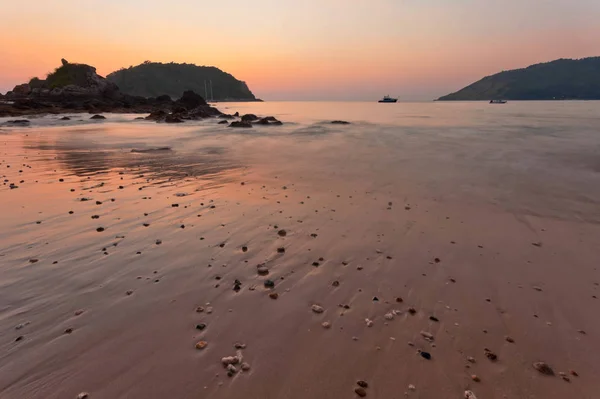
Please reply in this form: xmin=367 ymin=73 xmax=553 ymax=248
xmin=1 ymin=104 xmax=600 ymax=399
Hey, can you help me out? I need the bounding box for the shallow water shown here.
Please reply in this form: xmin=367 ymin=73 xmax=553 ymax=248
xmin=1 ymin=101 xmax=600 ymax=399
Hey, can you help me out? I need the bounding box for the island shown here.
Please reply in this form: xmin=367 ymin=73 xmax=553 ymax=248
xmin=437 ymin=57 xmax=600 ymax=101
xmin=107 ymin=61 xmax=260 ymax=102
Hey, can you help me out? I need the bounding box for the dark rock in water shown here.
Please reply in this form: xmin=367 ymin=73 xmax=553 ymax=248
xmin=145 ymin=110 xmax=168 ymax=121
xmin=241 ymin=114 xmax=258 ymax=122
xmin=533 ymin=362 xmax=554 ymax=375
xmin=256 ymin=116 xmax=283 ymax=125
xmin=219 ymin=114 xmax=235 ymax=119
xmin=90 ymin=114 xmax=106 ymax=120
xmin=229 ymin=121 xmax=252 ymax=128
xmin=134 ymin=116 xmax=145 ymax=120
xmin=331 ymin=120 xmax=350 ymax=124
xmin=420 ymin=351 xmax=432 ymax=360
xmin=218 ymin=120 xmax=228 ymax=124
xmin=60 ymin=116 xmax=71 ymax=120
xmin=165 ymin=114 xmax=184 ymax=123
xmin=5 ymin=119 xmax=30 ymax=126
xmin=233 ymin=111 xmax=239 ymax=117
xmin=155 ymin=94 xmax=172 ymax=102
xmin=175 ymin=90 xmax=207 ymax=109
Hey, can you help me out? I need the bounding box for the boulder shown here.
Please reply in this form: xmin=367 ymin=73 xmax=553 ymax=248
xmin=90 ymin=114 xmax=106 ymax=120
xmin=218 ymin=120 xmax=228 ymax=124
xmin=229 ymin=121 xmax=253 ymax=128
xmin=145 ymin=110 xmax=168 ymax=121
xmin=165 ymin=114 xmax=184 ymax=123
xmin=233 ymin=112 xmax=239 ymax=117
xmin=5 ymin=119 xmax=31 ymax=126
xmin=12 ymin=84 xmax=31 ymax=96
xmin=176 ymin=90 xmax=206 ymax=109
xmin=256 ymin=116 xmax=282 ymax=125
xmin=60 ymin=116 xmax=71 ymax=120
xmin=155 ymin=94 xmax=172 ymax=103
xmin=241 ymin=114 xmax=258 ymax=122
xmin=331 ymin=120 xmax=350 ymax=125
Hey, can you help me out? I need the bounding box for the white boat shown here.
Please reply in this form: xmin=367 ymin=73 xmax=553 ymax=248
xmin=378 ymin=95 xmax=398 ymax=103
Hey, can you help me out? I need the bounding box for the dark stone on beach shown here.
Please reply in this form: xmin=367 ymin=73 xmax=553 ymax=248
xmin=257 ymin=266 xmax=269 ymax=276
xmin=229 ymin=121 xmax=252 ymax=128
xmin=233 ymin=279 xmax=242 ymax=292
xmin=354 ymin=387 xmax=367 ymax=397
xmin=357 ymin=380 xmax=369 ymax=388
xmin=420 ymin=351 xmax=432 ymax=360
xmin=484 ymin=348 xmax=498 ymax=361
xmin=233 ymin=112 xmax=239 ymax=117
xmin=256 ymin=116 xmax=282 ymax=125
xmin=331 ymin=120 xmax=350 ymax=124
xmin=429 ymin=316 xmax=439 ymax=322
xmin=277 ymin=247 xmax=285 ymax=253
xmin=332 ymin=280 xmax=340 ymax=287
xmin=218 ymin=120 xmax=228 ymax=124
xmin=96 ymin=227 xmax=105 ymax=232
xmin=408 ymin=307 xmax=417 ymax=315
xmin=219 ymin=114 xmax=235 ymax=119
xmin=90 ymin=114 xmax=106 ymax=120
xmin=372 ymin=296 xmax=379 ymax=302
xmin=64 ymin=328 xmax=74 ymax=334
xmin=15 ymin=336 xmax=24 ymax=342
xmin=264 ymin=279 xmax=275 ymax=288
xmin=278 ymin=229 xmax=287 ymax=237
xmin=505 ymin=336 xmax=515 ymax=343
xmin=269 ymin=292 xmax=279 ymax=299
xmin=60 ymin=116 xmax=70 ymax=120
xmin=533 ymin=362 xmax=554 ymax=376
xmin=241 ymin=114 xmax=258 ymax=122
xmin=312 ymin=262 xmax=320 ymax=267
xmin=242 ymin=246 xmax=248 ymax=252
xmin=396 ymin=297 xmax=403 ymax=303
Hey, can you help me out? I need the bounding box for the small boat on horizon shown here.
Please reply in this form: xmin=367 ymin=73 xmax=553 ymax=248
xmin=378 ymin=95 xmax=398 ymax=103
xmin=490 ymin=99 xmax=507 ymax=104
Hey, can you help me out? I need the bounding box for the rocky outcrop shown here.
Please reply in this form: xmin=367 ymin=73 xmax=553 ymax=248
xmin=229 ymin=121 xmax=253 ymax=128
xmin=241 ymin=114 xmax=258 ymax=122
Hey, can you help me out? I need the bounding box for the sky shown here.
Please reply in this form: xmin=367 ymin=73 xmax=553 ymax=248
xmin=1 ymin=0 xmax=599 ymax=100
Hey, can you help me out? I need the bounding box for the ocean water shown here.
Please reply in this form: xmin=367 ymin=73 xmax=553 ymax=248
xmin=2 ymin=100 xmax=600 ymax=223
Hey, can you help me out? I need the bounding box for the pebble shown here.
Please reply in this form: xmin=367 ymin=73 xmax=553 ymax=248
xmin=196 ymin=306 xmax=205 ymax=313
xmin=312 ymin=304 xmax=324 ymax=313
xmin=384 ymin=313 xmax=394 ymax=320
xmin=322 ymin=321 xmax=331 ymax=329
xmin=221 ymin=356 xmax=240 ymax=365
xmin=277 ymin=247 xmax=285 ymax=253
xmin=505 ymin=336 xmax=515 ymax=343
xmin=126 ymin=290 xmax=133 ymax=296
xmin=332 ymin=280 xmax=340 ymax=287
xmin=240 ymin=362 xmax=251 ymax=371
xmin=15 ymin=336 xmax=24 ymax=342
xmin=354 ymin=387 xmax=367 ymax=397
xmin=226 ymin=364 xmax=237 ymax=376
xmin=464 ymin=391 xmax=477 ymax=399
xmin=471 ymin=375 xmax=481 ymax=382
xmin=395 ymin=297 xmax=403 ymax=303
xmin=484 ymin=348 xmax=498 ymax=361
xmin=64 ymin=328 xmax=74 ymax=334
xmin=408 ymin=307 xmax=417 ymax=315
xmin=264 ymin=279 xmax=275 ymax=289
xmin=372 ymin=296 xmax=379 ymax=302
xmin=467 ymin=356 xmax=476 ymax=363
xmin=419 ymin=351 xmax=432 ymax=360
xmin=195 ymin=341 xmax=208 ymax=350
xmin=278 ymin=229 xmax=287 ymax=237
xmin=429 ymin=316 xmax=439 ymax=322
xmin=420 ymin=331 xmax=434 ymax=341
xmin=196 ymin=323 xmax=206 ymax=330
xmin=269 ymin=292 xmax=279 ymax=299
xmin=257 ymin=266 xmax=269 ymax=276
xmin=77 ymin=393 xmax=89 ymax=399
xmin=365 ymin=318 xmax=374 ymax=327
xmin=356 ymin=380 xmax=368 ymax=388
xmin=408 ymin=384 xmax=416 ymax=391
xmin=234 ymin=343 xmax=246 ymax=349
xmin=533 ymin=361 xmax=554 ymax=375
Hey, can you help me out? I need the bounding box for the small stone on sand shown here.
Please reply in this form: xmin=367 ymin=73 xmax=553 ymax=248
xmin=240 ymin=362 xmax=251 ymax=371
xmin=533 ymin=361 xmax=554 ymax=375
xmin=408 ymin=307 xmax=416 ymax=315
xmin=269 ymin=292 xmax=279 ymax=299
xmin=384 ymin=313 xmax=394 ymax=320
xmin=365 ymin=318 xmax=374 ymax=327
xmin=471 ymin=375 xmax=480 ymax=382
xmin=278 ymin=229 xmax=287 ymax=237
xmin=322 ymin=321 xmax=331 ymax=329
xmin=484 ymin=348 xmax=498 ymax=361
xmin=77 ymin=393 xmax=89 ymax=399
xmin=257 ymin=266 xmax=269 ymax=276
xmin=311 ymin=304 xmax=324 ymax=313
xmin=464 ymin=391 xmax=477 ymax=399
xmin=356 ymin=380 xmax=368 ymax=388
xmin=505 ymin=336 xmax=515 ymax=343
xmin=195 ymin=341 xmax=208 ymax=350
xmin=354 ymin=387 xmax=367 ymax=397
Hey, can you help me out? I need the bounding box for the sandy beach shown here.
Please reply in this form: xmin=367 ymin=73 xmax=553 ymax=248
xmin=1 ymin=102 xmax=600 ymax=399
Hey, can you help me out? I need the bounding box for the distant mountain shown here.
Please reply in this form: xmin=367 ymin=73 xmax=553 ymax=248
xmin=107 ymin=62 xmax=258 ymax=101
xmin=437 ymin=57 xmax=600 ymax=101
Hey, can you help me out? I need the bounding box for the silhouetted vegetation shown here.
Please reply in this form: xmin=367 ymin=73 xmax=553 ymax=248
xmin=438 ymin=57 xmax=600 ymax=101
xmin=107 ymin=62 xmax=257 ymax=101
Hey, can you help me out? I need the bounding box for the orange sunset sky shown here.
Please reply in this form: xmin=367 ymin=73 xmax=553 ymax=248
xmin=1 ymin=0 xmax=599 ymax=100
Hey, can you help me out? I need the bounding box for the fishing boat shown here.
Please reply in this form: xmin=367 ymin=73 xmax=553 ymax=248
xmin=489 ymin=99 xmax=507 ymax=104
xmin=378 ymin=95 xmax=398 ymax=103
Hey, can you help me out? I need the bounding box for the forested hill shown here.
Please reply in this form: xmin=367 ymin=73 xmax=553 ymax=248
xmin=107 ymin=62 xmax=258 ymax=101
xmin=437 ymin=57 xmax=600 ymax=101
